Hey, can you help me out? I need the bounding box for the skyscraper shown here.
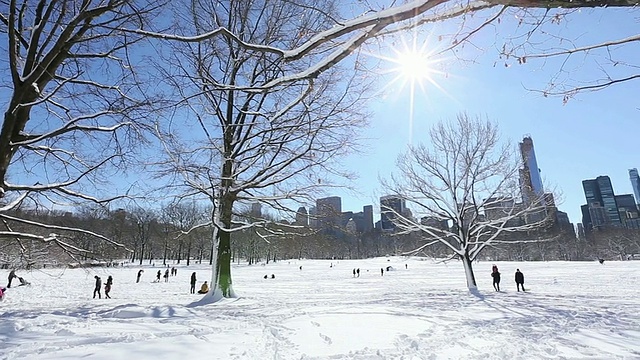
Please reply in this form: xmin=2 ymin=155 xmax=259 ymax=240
xmin=519 ymin=136 xmax=544 ymax=204
xmin=316 ymin=196 xmax=342 ymax=229
xmin=250 ymin=203 xmax=262 ymax=218
xmin=581 ymin=175 xmax=621 ymax=227
xmin=295 ymin=207 xmax=308 ymax=226
xmin=596 ymin=176 xmax=620 ymax=224
xmin=380 ymin=195 xmax=406 ymax=230
xmin=629 ymin=168 xmax=640 ymax=205
xmin=615 ymin=194 xmax=639 ymax=228
xmin=362 ymin=205 xmax=374 ymax=232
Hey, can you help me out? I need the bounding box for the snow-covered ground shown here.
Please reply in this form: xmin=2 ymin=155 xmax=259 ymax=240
xmin=1 ymin=257 xmax=639 ymax=359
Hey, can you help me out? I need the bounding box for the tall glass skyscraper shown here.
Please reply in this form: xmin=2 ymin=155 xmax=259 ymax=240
xmin=629 ymin=168 xmax=640 ymax=205
xmin=519 ymin=136 xmax=544 ymax=203
xmin=596 ymin=176 xmax=621 ymax=224
xmin=582 ymin=175 xmax=621 ymax=225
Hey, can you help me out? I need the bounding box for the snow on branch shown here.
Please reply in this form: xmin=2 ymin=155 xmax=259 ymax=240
xmin=0 ymin=213 xmax=130 ymax=251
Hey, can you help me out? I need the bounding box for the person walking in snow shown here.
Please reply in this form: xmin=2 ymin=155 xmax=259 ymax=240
xmin=352 ymin=268 xmax=356 ymax=277
xmin=164 ymin=269 xmax=169 ymax=282
xmin=515 ymin=269 xmax=525 ymax=292
xmin=356 ymin=268 xmax=360 ymax=277
xmin=380 ymin=268 xmax=384 ymax=276
xmin=491 ymin=265 xmax=501 ymax=292
xmin=7 ymin=269 xmax=16 ymax=288
xmin=136 ymin=269 xmax=143 ymax=283
xmin=190 ymin=272 xmax=197 ymax=294
xmin=105 ymin=275 xmax=113 ymax=298
xmin=93 ymin=276 xmax=102 ymax=299
xmin=156 ymin=270 xmax=161 ymax=282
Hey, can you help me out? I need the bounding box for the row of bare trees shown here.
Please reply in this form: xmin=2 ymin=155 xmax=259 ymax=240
xmin=0 ymin=201 xmax=212 ymax=268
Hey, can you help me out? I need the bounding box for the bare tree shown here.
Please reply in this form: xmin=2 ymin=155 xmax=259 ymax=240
xmin=127 ymin=206 xmax=157 ymax=265
xmin=0 ymin=0 xmax=163 ymax=263
xmin=162 ymin=201 xmax=206 ymax=265
xmin=152 ymin=0 xmax=369 ymax=301
xmin=382 ymin=114 xmax=552 ymax=290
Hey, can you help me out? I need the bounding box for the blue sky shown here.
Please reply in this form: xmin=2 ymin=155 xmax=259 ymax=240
xmin=332 ymin=8 xmax=640 ymax=226
xmin=2 ymin=5 xmax=638 ymax=227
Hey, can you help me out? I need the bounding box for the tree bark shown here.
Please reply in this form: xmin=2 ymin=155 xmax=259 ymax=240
xmin=462 ymin=251 xmax=478 ymax=290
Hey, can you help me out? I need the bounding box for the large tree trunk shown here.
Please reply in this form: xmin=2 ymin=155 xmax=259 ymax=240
xmin=139 ymin=242 xmax=144 ymax=265
xmin=186 ymin=241 xmax=192 ymax=266
xmin=462 ymin=251 xmax=478 ymax=290
xmin=210 ymin=193 xmax=235 ymax=299
xmin=163 ymin=240 xmax=168 ymax=266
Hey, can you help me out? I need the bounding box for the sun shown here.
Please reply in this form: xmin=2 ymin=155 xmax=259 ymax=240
xmin=394 ymin=50 xmax=438 ymax=85
xmin=386 ymin=39 xmax=445 ymax=94
xmin=367 ymin=34 xmax=453 ymax=142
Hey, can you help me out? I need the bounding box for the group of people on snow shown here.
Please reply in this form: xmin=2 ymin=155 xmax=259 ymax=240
xmin=3 ymin=263 xmax=533 ymax=302
xmin=491 ymin=265 xmax=526 ymax=292
xmin=93 ymin=275 xmax=114 ymax=299
xmin=189 ymin=272 xmax=208 ymax=294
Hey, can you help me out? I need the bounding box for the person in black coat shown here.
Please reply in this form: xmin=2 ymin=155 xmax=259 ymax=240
xmin=136 ymin=269 xmax=143 ymax=283
xmin=515 ymin=269 xmax=525 ymax=292
xmin=190 ymin=272 xmax=197 ymax=294
xmin=491 ymin=265 xmax=501 ymax=292
xmin=7 ymin=269 xmax=16 ymax=288
xmin=93 ymin=276 xmax=102 ymax=299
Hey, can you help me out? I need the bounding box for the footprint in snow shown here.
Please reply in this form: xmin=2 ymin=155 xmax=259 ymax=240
xmin=319 ymin=333 xmax=332 ymax=344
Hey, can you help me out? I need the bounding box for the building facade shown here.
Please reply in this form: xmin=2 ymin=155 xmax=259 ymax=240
xmin=295 ymin=207 xmax=308 ymax=226
xmin=380 ymin=195 xmax=407 ymax=230
xmin=582 ymin=176 xmax=621 ymax=226
xmin=519 ymin=136 xmax=544 ymax=204
xmin=316 ymin=196 xmax=342 ymax=230
xmin=629 ymin=168 xmax=640 ymax=205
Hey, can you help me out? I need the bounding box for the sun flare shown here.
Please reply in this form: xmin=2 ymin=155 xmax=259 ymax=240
xmin=367 ymin=34 xmax=453 ymax=143
xmin=394 ymin=50 xmax=437 ymax=84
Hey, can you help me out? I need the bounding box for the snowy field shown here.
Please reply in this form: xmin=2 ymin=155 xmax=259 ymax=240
xmin=1 ymin=257 xmax=640 ymax=360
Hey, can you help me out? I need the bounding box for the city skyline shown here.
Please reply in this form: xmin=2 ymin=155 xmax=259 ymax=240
xmin=333 ymin=152 xmax=640 ymax=230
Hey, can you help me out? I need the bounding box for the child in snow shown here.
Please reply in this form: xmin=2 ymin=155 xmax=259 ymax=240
xmin=491 ymin=265 xmax=501 ymax=292
xmin=105 ymin=276 xmax=113 ymax=298
xmin=163 ymin=269 xmax=169 ymax=282
xmin=198 ymin=281 xmax=209 ymax=294
xmin=0 ymin=286 xmax=5 ymax=301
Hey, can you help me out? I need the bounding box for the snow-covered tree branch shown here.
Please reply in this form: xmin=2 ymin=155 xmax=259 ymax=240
xmin=0 ymin=0 xmax=162 ymax=264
